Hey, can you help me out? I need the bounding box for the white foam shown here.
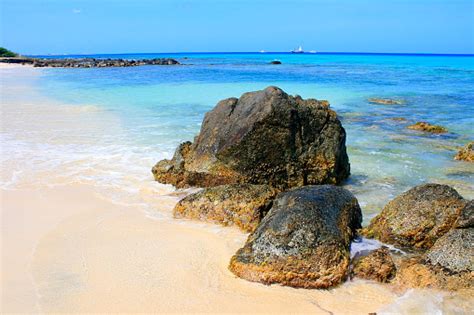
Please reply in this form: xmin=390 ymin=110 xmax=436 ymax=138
xmin=350 ymin=237 xmax=405 ymax=259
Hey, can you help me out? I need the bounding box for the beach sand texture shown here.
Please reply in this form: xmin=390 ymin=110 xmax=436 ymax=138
xmin=1 ymin=65 xmax=472 ymax=314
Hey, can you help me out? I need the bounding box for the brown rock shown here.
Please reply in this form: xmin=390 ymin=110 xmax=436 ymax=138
xmin=173 ymin=184 xmax=278 ymax=233
xmin=352 ymin=247 xmax=396 ymax=283
xmin=363 ymin=184 xmax=466 ymax=250
xmin=395 ymin=256 xmax=474 ymax=291
xmin=407 ymin=122 xmax=447 ymax=134
xmin=454 ymin=142 xmax=474 ymax=162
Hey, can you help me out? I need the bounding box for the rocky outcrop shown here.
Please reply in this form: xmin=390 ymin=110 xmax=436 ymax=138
xmin=363 ymin=184 xmax=466 ymax=250
xmin=407 ymin=122 xmax=447 ymax=134
xmin=152 ymin=87 xmax=350 ymax=190
xmin=454 ymin=142 xmax=474 ymax=162
xmin=368 ymin=98 xmax=404 ymax=105
xmin=0 ymin=57 xmax=180 ymax=68
xmin=173 ymin=184 xmax=278 ymax=232
xmin=0 ymin=57 xmax=34 ymax=64
xmin=228 ymin=185 xmax=362 ymax=288
xmin=361 ymin=185 xmax=472 ymax=291
xmin=270 ymin=60 xmax=282 ymax=64
xmin=351 ymin=247 xmax=396 ymax=283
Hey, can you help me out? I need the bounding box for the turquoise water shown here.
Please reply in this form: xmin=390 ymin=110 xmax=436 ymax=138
xmin=17 ymin=53 xmax=474 ymax=220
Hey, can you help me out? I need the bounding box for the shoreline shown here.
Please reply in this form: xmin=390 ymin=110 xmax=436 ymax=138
xmin=1 ymin=62 xmax=472 ymax=314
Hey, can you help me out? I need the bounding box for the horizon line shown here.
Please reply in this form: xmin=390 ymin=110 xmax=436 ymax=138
xmin=28 ymin=51 xmax=474 ymax=57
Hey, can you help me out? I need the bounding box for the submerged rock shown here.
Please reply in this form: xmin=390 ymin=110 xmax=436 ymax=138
xmin=368 ymin=98 xmax=404 ymax=105
xmin=173 ymin=184 xmax=278 ymax=232
xmin=152 ymin=86 xmax=350 ymax=189
xmin=407 ymin=121 xmax=447 ymax=134
xmin=228 ymin=185 xmax=362 ymax=288
xmin=454 ymin=142 xmax=474 ymax=162
xmin=363 ymin=184 xmax=466 ymax=250
xmin=352 ymin=247 xmax=397 ymax=283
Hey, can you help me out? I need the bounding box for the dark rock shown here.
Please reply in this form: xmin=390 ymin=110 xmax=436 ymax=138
xmin=368 ymin=98 xmax=404 ymax=105
xmin=4 ymin=57 xmax=181 ymax=68
xmin=270 ymin=60 xmax=282 ymax=64
xmin=152 ymin=87 xmax=350 ymax=190
xmin=0 ymin=57 xmax=34 ymax=65
xmin=407 ymin=122 xmax=447 ymax=134
xmin=363 ymin=184 xmax=466 ymax=250
xmin=228 ymin=185 xmax=362 ymax=288
xmin=454 ymin=142 xmax=474 ymax=162
xmin=173 ymin=184 xmax=278 ymax=232
xmin=456 ymin=200 xmax=474 ymax=228
xmin=351 ymin=247 xmax=396 ymax=283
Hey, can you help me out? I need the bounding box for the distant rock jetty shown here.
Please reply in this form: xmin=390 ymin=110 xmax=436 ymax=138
xmin=0 ymin=57 xmax=180 ymax=68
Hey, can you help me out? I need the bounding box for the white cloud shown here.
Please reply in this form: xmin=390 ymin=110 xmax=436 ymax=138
xmin=73 ymin=9 xmax=82 ymax=14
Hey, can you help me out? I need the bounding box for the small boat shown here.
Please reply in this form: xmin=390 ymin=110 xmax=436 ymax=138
xmin=291 ymin=46 xmax=304 ymax=53
xmin=309 ymin=50 xmax=317 ymax=54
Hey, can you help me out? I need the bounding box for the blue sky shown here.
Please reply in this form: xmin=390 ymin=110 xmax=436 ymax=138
xmin=1 ymin=0 xmax=473 ymax=55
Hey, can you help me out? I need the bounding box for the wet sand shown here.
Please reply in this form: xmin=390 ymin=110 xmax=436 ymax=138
xmin=2 ymin=184 xmax=399 ymax=313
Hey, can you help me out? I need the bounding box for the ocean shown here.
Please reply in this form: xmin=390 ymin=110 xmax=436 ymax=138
xmin=1 ymin=52 xmax=473 ymax=313
xmin=9 ymin=52 xmax=474 ymax=219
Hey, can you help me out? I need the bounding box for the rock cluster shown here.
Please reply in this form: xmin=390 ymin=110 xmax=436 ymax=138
xmin=150 ymin=87 xmax=472 ymax=292
xmin=152 ymin=86 xmax=350 ymax=190
xmin=407 ymin=121 xmax=447 ymax=133
xmin=151 ymin=87 xmax=357 ymax=288
xmin=0 ymin=57 xmax=180 ymax=68
xmin=360 ymin=184 xmax=473 ymax=291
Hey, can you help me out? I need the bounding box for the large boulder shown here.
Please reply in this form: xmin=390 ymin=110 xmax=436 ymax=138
xmin=363 ymin=184 xmax=466 ymax=249
xmin=228 ymin=185 xmax=362 ymax=288
xmin=173 ymin=184 xmax=278 ymax=233
xmin=152 ymin=87 xmax=350 ymax=189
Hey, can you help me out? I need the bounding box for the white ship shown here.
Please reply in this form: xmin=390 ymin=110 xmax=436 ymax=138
xmin=291 ymin=45 xmax=304 ymax=53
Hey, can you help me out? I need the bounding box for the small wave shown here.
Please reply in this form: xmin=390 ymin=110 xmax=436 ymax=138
xmin=377 ymin=289 xmax=444 ymax=315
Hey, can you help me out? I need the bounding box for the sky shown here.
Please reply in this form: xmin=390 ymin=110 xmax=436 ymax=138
xmin=1 ymin=0 xmax=473 ymax=55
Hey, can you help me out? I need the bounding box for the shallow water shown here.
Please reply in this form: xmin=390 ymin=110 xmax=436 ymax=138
xmin=4 ymin=53 xmax=473 ymax=220
xmin=1 ymin=54 xmax=473 ymax=313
